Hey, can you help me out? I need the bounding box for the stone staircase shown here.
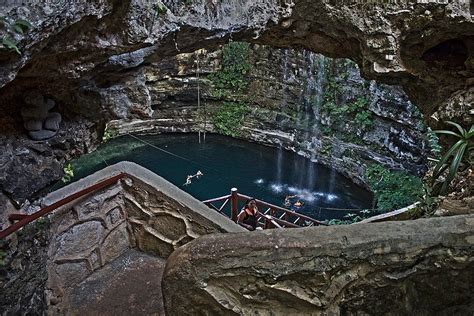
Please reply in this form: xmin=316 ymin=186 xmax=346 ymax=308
xmin=63 ymin=249 xmax=166 ymax=315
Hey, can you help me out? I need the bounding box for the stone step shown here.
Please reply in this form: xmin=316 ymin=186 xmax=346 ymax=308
xmin=65 ymin=249 xmax=165 ymax=315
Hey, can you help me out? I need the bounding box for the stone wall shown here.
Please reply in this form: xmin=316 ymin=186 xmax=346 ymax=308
xmin=162 ymin=214 xmax=474 ymax=315
xmin=34 ymin=161 xmax=243 ymax=314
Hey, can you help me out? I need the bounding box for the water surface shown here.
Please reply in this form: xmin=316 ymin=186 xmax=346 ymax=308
xmin=67 ymin=134 xmax=374 ymax=221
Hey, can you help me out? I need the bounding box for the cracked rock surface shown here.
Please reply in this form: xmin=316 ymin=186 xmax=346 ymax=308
xmin=162 ymin=214 xmax=474 ymax=315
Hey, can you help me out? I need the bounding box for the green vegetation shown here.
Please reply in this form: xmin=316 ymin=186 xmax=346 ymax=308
xmin=365 ymin=164 xmax=424 ymax=211
xmin=102 ymin=127 xmax=118 ymax=142
xmin=212 ymin=101 xmax=249 ymax=137
xmin=318 ymin=73 xmax=373 ymax=138
xmin=321 ymin=93 xmax=373 ymax=130
xmin=210 ymin=42 xmax=251 ymax=98
xmin=320 ymin=141 xmax=333 ymax=155
xmin=432 ymin=121 xmax=473 ymax=195
xmin=35 ymin=217 xmax=46 ymax=230
xmin=326 ymin=209 xmax=376 ymax=225
xmin=209 ymin=42 xmax=252 ymax=137
xmin=0 ymin=17 xmax=31 ymax=54
xmin=155 ymin=2 xmax=168 ymax=15
xmin=62 ymin=163 xmax=75 ymax=183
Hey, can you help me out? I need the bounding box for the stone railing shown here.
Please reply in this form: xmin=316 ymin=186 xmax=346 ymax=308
xmin=42 ymin=161 xmax=244 ymax=312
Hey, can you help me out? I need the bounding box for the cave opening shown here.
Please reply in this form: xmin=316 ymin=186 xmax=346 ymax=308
xmin=421 ymin=38 xmax=468 ymax=70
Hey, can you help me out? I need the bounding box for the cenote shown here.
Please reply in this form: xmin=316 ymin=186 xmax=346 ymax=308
xmin=65 ymin=133 xmax=374 ymax=221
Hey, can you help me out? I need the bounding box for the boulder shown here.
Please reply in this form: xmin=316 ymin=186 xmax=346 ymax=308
xmin=20 ymin=93 xmax=62 ymax=140
xmin=162 ymin=215 xmax=474 ymax=315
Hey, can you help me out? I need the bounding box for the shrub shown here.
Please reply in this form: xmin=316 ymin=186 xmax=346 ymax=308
xmin=365 ymin=164 xmax=424 ymax=211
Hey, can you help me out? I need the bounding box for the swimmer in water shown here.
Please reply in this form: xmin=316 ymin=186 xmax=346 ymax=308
xmin=284 ymin=195 xmax=297 ymax=208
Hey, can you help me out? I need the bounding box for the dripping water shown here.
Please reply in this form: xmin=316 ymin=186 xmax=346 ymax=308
xmin=275 ymin=49 xmax=290 ymax=185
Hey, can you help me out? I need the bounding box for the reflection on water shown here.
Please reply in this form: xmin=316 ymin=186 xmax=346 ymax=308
xmin=66 ymin=133 xmax=373 ymax=221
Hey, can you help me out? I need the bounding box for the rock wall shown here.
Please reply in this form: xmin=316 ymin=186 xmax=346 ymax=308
xmin=0 ymin=0 xmax=472 ymax=203
xmin=0 ymin=119 xmax=99 ymax=205
xmin=162 ymin=214 xmax=474 ymax=315
xmin=109 ymin=44 xmax=428 ymax=186
xmin=0 ymin=222 xmax=50 ymax=315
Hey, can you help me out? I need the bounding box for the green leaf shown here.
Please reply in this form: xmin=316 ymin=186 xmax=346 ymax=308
xmin=14 ymin=19 xmax=32 ymax=29
xmin=433 ymin=139 xmax=463 ymax=178
xmin=446 ymin=121 xmax=466 ymax=137
xmin=440 ymin=142 xmax=467 ymax=195
xmin=432 ymin=130 xmax=461 ymax=138
xmin=466 ymin=126 xmax=474 ymax=139
xmin=2 ymin=36 xmax=20 ymax=54
xmin=12 ymin=24 xmax=23 ymax=34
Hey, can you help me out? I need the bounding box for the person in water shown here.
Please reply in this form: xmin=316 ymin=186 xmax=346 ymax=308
xmin=284 ymin=195 xmax=297 ymax=208
xmin=238 ymin=198 xmax=259 ymax=231
xmin=294 ymin=200 xmax=303 ymax=208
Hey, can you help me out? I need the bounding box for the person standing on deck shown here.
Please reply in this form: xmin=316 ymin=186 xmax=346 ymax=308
xmin=238 ymin=198 xmax=259 ymax=231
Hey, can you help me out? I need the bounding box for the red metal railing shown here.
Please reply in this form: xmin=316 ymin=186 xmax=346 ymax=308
xmin=203 ymin=188 xmax=327 ymax=230
xmin=0 ymin=173 xmax=126 ymax=239
xmin=1 ymin=176 xmax=326 ymax=239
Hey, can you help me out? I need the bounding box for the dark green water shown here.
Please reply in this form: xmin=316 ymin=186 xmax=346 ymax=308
xmin=66 ymin=133 xmax=373 ymax=221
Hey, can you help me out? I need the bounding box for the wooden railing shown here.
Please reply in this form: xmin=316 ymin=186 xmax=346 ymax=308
xmin=0 ymin=173 xmax=126 ymax=239
xmin=203 ymin=188 xmax=327 ymax=230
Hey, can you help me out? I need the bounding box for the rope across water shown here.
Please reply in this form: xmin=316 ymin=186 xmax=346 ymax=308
xmin=124 ymin=133 xmax=377 ymax=213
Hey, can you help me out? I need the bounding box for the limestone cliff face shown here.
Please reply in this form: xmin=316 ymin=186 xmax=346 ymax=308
xmin=110 ymin=44 xmax=428 ymax=186
xmin=0 ymin=0 xmax=472 ymax=202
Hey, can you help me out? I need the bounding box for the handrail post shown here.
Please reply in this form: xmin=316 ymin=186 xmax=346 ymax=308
xmin=230 ymin=188 xmax=238 ymax=222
